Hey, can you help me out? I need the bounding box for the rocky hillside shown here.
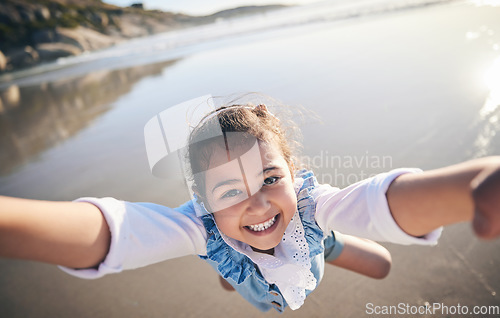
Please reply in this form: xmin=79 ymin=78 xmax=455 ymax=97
xmin=0 ymin=0 xmax=286 ymax=73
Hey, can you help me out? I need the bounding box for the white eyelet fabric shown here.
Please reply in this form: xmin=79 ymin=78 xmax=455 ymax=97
xmin=218 ymin=209 xmax=316 ymax=310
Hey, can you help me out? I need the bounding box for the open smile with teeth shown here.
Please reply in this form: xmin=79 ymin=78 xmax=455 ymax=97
xmin=246 ymin=215 xmax=277 ymax=232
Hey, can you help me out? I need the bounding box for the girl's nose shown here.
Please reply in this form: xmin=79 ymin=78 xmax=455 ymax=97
xmin=246 ymin=191 xmax=270 ymax=215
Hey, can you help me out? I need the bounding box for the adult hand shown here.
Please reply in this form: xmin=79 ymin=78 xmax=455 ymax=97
xmin=471 ymin=165 xmax=500 ymax=239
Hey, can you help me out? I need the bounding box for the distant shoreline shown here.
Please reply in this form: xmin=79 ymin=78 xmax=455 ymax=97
xmin=0 ymin=1 xmax=287 ymax=74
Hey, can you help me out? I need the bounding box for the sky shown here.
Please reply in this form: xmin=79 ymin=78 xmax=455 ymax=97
xmin=102 ymin=0 xmax=320 ymax=16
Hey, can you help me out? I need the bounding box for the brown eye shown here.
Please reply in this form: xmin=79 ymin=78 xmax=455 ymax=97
xmin=263 ymin=176 xmax=280 ymax=185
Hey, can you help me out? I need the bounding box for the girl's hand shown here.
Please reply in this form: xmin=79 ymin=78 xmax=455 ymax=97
xmin=471 ymin=166 xmax=500 ymax=239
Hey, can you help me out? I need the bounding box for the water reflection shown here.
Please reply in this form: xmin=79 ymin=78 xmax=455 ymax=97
xmin=482 ymin=56 xmax=500 ymax=115
xmin=0 ymin=59 xmax=179 ymax=175
xmin=473 ymin=56 xmax=500 ymax=157
xmin=463 ymin=21 xmax=500 ymax=158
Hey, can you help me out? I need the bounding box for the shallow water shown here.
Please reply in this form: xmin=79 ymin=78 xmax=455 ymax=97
xmin=0 ymin=1 xmax=499 ymax=317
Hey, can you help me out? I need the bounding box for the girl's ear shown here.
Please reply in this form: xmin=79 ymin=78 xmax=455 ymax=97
xmin=289 ymin=161 xmax=296 ymax=182
xmin=192 ymin=185 xmax=204 ymax=203
xmin=192 ymin=185 xmax=200 ymax=196
xmin=192 ymin=185 xmax=213 ymax=212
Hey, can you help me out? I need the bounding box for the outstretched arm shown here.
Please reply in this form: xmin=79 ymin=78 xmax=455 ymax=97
xmin=327 ymin=234 xmax=392 ymax=279
xmin=0 ymin=196 xmax=110 ymax=268
xmin=386 ymin=156 xmax=500 ymax=239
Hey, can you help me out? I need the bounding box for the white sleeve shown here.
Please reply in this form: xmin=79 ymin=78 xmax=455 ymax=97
xmin=59 ymin=197 xmax=207 ymax=279
xmin=313 ymin=168 xmax=442 ymax=245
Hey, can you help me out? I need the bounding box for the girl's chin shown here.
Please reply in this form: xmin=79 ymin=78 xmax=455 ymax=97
xmin=249 ymin=236 xmax=282 ymax=253
xmin=250 ymin=245 xmax=276 ymax=255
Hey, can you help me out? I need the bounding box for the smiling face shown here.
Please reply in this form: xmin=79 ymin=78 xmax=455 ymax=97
xmin=204 ymin=140 xmax=297 ymax=251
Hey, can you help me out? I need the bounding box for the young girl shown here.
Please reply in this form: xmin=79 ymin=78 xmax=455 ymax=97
xmin=1 ymin=98 xmax=500 ymax=312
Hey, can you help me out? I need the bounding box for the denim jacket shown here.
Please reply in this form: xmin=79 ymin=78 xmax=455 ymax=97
xmin=198 ymin=170 xmax=325 ymax=312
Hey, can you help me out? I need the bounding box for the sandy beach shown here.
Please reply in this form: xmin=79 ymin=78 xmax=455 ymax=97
xmin=1 ymin=1 xmax=500 ymax=317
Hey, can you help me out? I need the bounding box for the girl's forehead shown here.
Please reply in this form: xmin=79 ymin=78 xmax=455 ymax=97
xmin=206 ymin=140 xmax=284 ymax=171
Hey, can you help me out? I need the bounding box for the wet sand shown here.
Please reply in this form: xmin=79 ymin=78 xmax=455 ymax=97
xmin=1 ymin=1 xmax=500 ymax=317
